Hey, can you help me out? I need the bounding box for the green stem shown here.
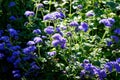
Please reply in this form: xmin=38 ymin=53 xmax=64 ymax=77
xmin=69 ymin=0 xmax=72 ymax=14
xmin=49 ymin=0 xmax=52 ymax=12
xmin=37 ymin=43 xmax=41 ymax=57
xmin=99 ymin=30 xmax=107 ymax=44
xmin=35 ymin=7 xmax=38 ymax=18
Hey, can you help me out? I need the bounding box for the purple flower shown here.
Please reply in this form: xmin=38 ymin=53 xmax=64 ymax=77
xmin=99 ymin=18 xmax=115 ymax=27
xmin=99 ymin=69 xmax=107 ymax=78
xmin=78 ymin=22 xmax=88 ymax=32
xmin=48 ymin=51 xmax=56 ymax=56
xmin=8 ymin=1 xmax=16 ymax=7
xmin=86 ymin=10 xmax=95 ymax=17
xmin=12 ymin=70 xmax=21 ymax=78
xmin=43 ymin=11 xmax=65 ymax=21
xmin=0 ymin=36 xmax=10 ymax=42
xmin=108 ymin=18 xmax=115 ymax=24
xmin=77 ymin=5 xmax=83 ymax=9
xmin=60 ymin=42 xmax=66 ymax=49
xmin=113 ymin=62 xmax=120 ymax=72
xmin=12 ymin=51 xmax=20 ymax=56
xmin=116 ymin=58 xmax=120 ymax=63
xmin=104 ymin=62 xmax=113 ymax=72
xmin=0 ymin=53 xmax=4 ymax=59
xmin=27 ymin=41 xmax=35 ymax=46
xmin=33 ymin=29 xmax=41 ymax=34
xmin=44 ymin=26 xmax=54 ymax=34
xmin=33 ymin=37 xmax=42 ymax=44
xmin=8 ymin=28 xmax=18 ymax=38
xmin=69 ymin=21 xmax=79 ymax=27
xmin=60 ymin=26 xmax=67 ymax=30
xmin=52 ymin=33 xmax=62 ymax=40
xmin=36 ymin=3 xmax=44 ymax=9
xmin=0 ymin=43 xmax=5 ymax=50
xmin=111 ymin=35 xmax=119 ymax=43
xmin=56 ymin=27 xmax=61 ymax=32
xmin=0 ymin=30 xmax=3 ymax=37
xmin=30 ymin=62 xmax=40 ymax=69
xmin=23 ymin=46 xmax=36 ymax=54
xmin=9 ymin=16 xmax=16 ymax=21
xmin=43 ymin=13 xmax=53 ymax=20
xmin=52 ymin=40 xmax=60 ymax=47
xmin=41 ymin=36 xmax=47 ymax=39
xmin=66 ymin=32 xmax=72 ymax=37
xmin=10 ymin=46 xmax=21 ymax=51
xmin=106 ymin=41 xmax=112 ymax=46
xmin=114 ymin=28 xmax=120 ymax=35
xmin=80 ymin=70 xmax=85 ymax=77
xmin=83 ymin=59 xmax=90 ymax=63
xmin=51 ymin=11 xmax=65 ymax=19
xmin=14 ymin=58 xmax=21 ymax=68
xmin=52 ymin=33 xmax=66 ymax=49
xmin=24 ymin=11 xmax=35 ymax=17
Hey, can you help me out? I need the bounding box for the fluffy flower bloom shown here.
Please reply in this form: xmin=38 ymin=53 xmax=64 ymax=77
xmin=114 ymin=28 xmax=120 ymax=35
xmin=66 ymin=32 xmax=72 ymax=37
xmin=0 ymin=53 xmax=4 ymax=59
xmin=48 ymin=51 xmax=56 ymax=56
xmin=86 ymin=10 xmax=95 ymax=17
xmin=33 ymin=37 xmax=42 ymax=44
xmin=9 ymin=16 xmax=16 ymax=21
xmin=24 ymin=11 xmax=35 ymax=17
xmin=112 ymin=62 xmax=120 ymax=72
xmin=0 ymin=30 xmax=3 ymax=37
xmin=104 ymin=62 xmax=113 ymax=72
xmin=33 ymin=29 xmax=41 ymax=34
xmin=77 ymin=5 xmax=83 ymax=9
xmin=116 ymin=58 xmax=120 ymax=63
xmin=12 ymin=70 xmax=21 ymax=78
xmin=110 ymin=35 xmax=119 ymax=43
xmin=106 ymin=41 xmax=112 ymax=46
xmin=44 ymin=26 xmax=54 ymax=34
xmin=30 ymin=62 xmax=40 ymax=69
xmin=69 ymin=21 xmax=79 ymax=27
xmin=43 ymin=13 xmax=53 ymax=20
xmin=52 ymin=40 xmax=60 ymax=47
xmin=14 ymin=58 xmax=21 ymax=68
xmin=23 ymin=46 xmax=36 ymax=54
xmin=8 ymin=1 xmax=16 ymax=7
xmin=36 ymin=3 xmax=44 ymax=9
xmin=43 ymin=11 xmax=65 ymax=21
xmin=0 ymin=36 xmax=10 ymax=42
xmin=99 ymin=18 xmax=115 ymax=27
xmin=52 ymin=33 xmax=62 ymax=40
xmin=56 ymin=27 xmax=61 ymax=33
xmin=8 ymin=28 xmax=18 ymax=38
xmin=27 ymin=41 xmax=35 ymax=46
xmin=99 ymin=69 xmax=107 ymax=79
xmin=12 ymin=51 xmax=21 ymax=56
xmin=83 ymin=59 xmax=90 ymax=63
xmin=10 ymin=46 xmax=21 ymax=51
xmin=52 ymin=33 xmax=66 ymax=49
xmin=78 ymin=22 xmax=88 ymax=32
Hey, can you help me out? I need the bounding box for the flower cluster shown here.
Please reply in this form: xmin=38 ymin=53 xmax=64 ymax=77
xmin=52 ymin=33 xmax=67 ymax=49
xmin=99 ymin=18 xmax=115 ymax=27
xmin=43 ymin=11 xmax=65 ymax=21
xmin=80 ymin=59 xmax=106 ymax=80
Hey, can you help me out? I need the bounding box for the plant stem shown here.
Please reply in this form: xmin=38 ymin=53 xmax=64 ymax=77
xmin=69 ymin=0 xmax=72 ymax=15
xmin=35 ymin=7 xmax=38 ymax=18
xmin=49 ymin=0 xmax=52 ymax=12
xmin=37 ymin=43 xmax=41 ymax=57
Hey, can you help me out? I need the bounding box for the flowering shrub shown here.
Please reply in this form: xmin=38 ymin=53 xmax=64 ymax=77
xmin=0 ymin=0 xmax=120 ymax=80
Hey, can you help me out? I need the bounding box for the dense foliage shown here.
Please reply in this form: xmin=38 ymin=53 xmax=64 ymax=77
xmin=0 ymin=0 xmax=120 ymax=80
